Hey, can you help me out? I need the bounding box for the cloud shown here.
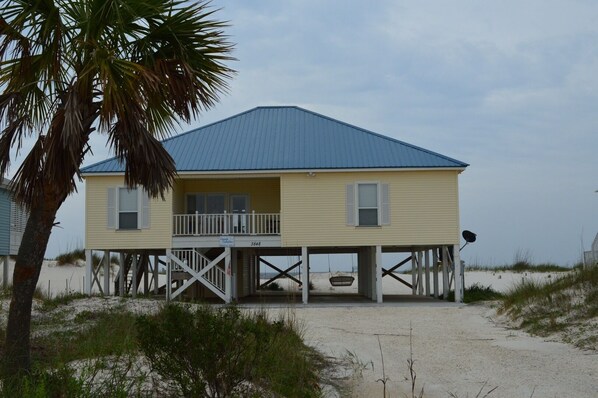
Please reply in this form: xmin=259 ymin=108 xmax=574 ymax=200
xmin=14 ymin=0 xmax=594 ymax=264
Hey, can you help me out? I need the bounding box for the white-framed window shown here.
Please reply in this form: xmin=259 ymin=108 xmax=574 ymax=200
xmin=118 ymin=188 xmax=139 ymax=229
xmin=357 ymin=183 xmax=379 ymax=226
xmin=346 ymin=182 xmax=390 ymax=227
xmin=107 ymin=187 xmax=150 ymax=230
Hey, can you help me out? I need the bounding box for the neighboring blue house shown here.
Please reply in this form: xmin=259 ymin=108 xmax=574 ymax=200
xmin=1 ymin=178 xmax=28 ymax=288
xmin=0 ymin=179 xmax=10 ymax=257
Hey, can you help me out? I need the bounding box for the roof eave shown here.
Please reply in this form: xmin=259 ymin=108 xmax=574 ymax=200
xmin=81 ymin=166 xmax=467 ymax=178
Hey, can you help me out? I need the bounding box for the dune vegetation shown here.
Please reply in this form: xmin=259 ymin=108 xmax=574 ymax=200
xmin=54 ymin=248 xmax=119 ymax=267
xmin=0 ymin=293 xmax=326 ymax=397
xmin=499 ymin=266 xmax=598 ymax=350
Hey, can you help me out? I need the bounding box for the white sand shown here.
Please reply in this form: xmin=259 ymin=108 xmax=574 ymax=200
xmin=285 ymin=304 xmax=598 ymax=398
xmin=268 ymin=269 xmax=561 ymax=295
xmin=1 ymin=259 xmax=114 ymax=296
xmin=255 ymin=272 xmax=598 ymax=397
xmin=2 ymin=262 xmax=596 ymax=397
xmin=1 ymin=258 xmax=561 ymax=297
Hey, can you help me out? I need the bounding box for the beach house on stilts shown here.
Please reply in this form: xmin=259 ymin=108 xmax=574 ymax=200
xmin=82 ymin=106 xmax=469 ymax=303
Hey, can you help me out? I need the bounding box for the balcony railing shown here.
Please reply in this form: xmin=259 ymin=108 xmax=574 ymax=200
xmin=173 ymin=212 xmax=280 ymax=236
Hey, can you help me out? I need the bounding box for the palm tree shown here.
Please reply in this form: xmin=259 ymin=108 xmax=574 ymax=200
xmin=0 ymin=0 xmax=234 ymax=377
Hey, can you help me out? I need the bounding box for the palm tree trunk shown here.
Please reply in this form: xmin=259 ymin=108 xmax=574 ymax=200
xmin=3 ymin=185 xmax=66 ymax=378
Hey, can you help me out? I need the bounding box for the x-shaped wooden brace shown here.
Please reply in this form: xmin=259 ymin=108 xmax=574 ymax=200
xmin=382 ymin=256 xmax=413 ymax=289
xmin=169 ymin=250 xmax=228 ymax=301
xmin=258 ymin=257 xmax=302 ymax=289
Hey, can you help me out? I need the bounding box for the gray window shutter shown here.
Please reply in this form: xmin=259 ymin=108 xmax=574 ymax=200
xmin=381 ymin=183 xmax=390 ymax=225
xmin=346 ymin=184 xmax=355 ymax=226
xmin=107 ymin=187 xmax=116 ymax=229
xmin=141 ymin=190 xmax=150 ymax=229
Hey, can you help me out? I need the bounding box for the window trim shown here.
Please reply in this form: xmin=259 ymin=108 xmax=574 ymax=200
xmin=117 ymin=187 xmax=140 ymax=230
xmin=356 ymin=181 xmax=380 ymax=227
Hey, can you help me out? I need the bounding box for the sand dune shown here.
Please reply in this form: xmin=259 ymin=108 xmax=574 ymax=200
xmin=1 ymin=261 xmax=595 ymax=397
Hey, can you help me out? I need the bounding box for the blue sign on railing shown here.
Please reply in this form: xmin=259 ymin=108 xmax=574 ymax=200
xmin=219 ymin=235 xmax=235 ymax=247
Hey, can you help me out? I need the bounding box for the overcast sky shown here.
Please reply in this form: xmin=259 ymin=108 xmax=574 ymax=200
xmin=11 ymin=0 xmax=597 ymax=266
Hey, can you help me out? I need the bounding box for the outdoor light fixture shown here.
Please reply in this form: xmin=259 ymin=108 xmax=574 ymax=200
xmin=307 ymin=171 xmax=316 ymax=177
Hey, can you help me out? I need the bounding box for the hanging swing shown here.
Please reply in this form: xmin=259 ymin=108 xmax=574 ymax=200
xmin=328 ymin=254 xmax=355 ymax=287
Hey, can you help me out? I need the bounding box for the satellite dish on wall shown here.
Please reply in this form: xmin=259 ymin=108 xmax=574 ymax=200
xmin=462 ymin=230 xmax=477 ymax=243
xmin=460 ymin=230 xmax=477 ymax=251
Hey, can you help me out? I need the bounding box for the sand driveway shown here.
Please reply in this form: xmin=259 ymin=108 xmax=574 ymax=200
xmin=275 ymin=302 xmax=598 ymax=398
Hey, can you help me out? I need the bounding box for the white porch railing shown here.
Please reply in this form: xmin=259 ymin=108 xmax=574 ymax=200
xmin=170 ymin=249 xmax=225 ymax=294
xmin=173 ymin=212 xmax=280 ymax=236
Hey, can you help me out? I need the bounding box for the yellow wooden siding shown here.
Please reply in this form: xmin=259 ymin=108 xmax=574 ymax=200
xmin=172 ymin=180 xmax=185 ymax=214
xmin=174 ymin=178 xmax=280 ymax=213
xmin=280 ymin=171 xmax=461 ymax=247
xmin=85 ymin=176 xmax=172 ymax=250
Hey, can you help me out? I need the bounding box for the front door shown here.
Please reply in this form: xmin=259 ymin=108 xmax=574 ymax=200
xmin=230 ymin=195 xmax=249 ymax=233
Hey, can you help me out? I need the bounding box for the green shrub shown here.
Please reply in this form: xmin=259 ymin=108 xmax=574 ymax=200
xmin=448 ymin=283 xmax=503 ymax=303
xmin=33 ymin=308 xmax=139 ymax=366
xmin=264 ymin=281 xmax=284 ymax=291
xmin=55 ymin=249 xmax=115 ymax=267
xmin=1 ymin=358 xmax=147 ymax=398
xmin=55 ymin=249 xmax=86 ymax=266
xmin=464 ymin=283 xmax=503 ymax=303
xmin=1 ymin=366 xmax=85 ymax=398
xmin=465 ymin=261 xmax=570 ymax=273
xmin=136 ymin=304 xmax=322 ymax=397
xmin=40 ymin=292 xmax=88 ymax=312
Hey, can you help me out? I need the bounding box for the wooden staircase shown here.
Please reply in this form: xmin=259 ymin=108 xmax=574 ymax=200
xmin=168 ymin=248 xmax=228 ymax=301
xmin=114 ymin=252 xmax=150 ymax=296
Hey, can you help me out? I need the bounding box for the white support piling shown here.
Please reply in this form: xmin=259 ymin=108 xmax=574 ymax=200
xmin=143 ymin=255 xmax=149 ymax=294
xmin=231 ymin=248 xmax=238 ymax=300
xmin=119 ymin=253 xmax=125 ymax=296
xmin=433 ymin=249 xmax=439 ymax=299
xmin=301 ymin=246 xmax=309 ymax=304
xmin=103 ymin=250 xmax=110 ymax=296
xmin=165 ymin=249 xmax=172 ymax=301
xmin=425 ymin=250 xmax=431 ymax=297
xmin=369 ymin=247 xmax=376 ymax=300
xmin=84 ymin=249 xmax=92 ymax=295
xmin=453 ymin=244 xmax=463 ymax=303
xmin=411 ymin=251 xmax=417 ymax=295
xmin=224 ymin=247 xmax=232 ymax=303
xmin=249 ymin=252 xmax=256 ymax=295
xmin=442 ymin=246 xmax=449 ymax=300
xmin=131 ymin=254 xmax=138 ymax=298
xmin=153 ymin=255 xmax=159 ymax=295
xmin=359 ymin=249 xmax=367 ymax=298
xmin=376 ymin=245 xmax=383 ymax=303
xmin=417 ymin=251 xmax=424 ymax=295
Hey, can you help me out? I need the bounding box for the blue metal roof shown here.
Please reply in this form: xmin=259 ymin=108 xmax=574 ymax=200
xmin=82 ymin=106 xmax=468 ymax=173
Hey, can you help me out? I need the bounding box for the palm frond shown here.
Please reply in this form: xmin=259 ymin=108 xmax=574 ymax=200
xmin=108 ymin=104 xmax=176 ymax=198
xmin=0 ymin=115 xmax=29 ymax=178
xmin=10 ymin=135 xmax=46 ymax=207
xmin=1 ymin=0 xmax=234 ymax=204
